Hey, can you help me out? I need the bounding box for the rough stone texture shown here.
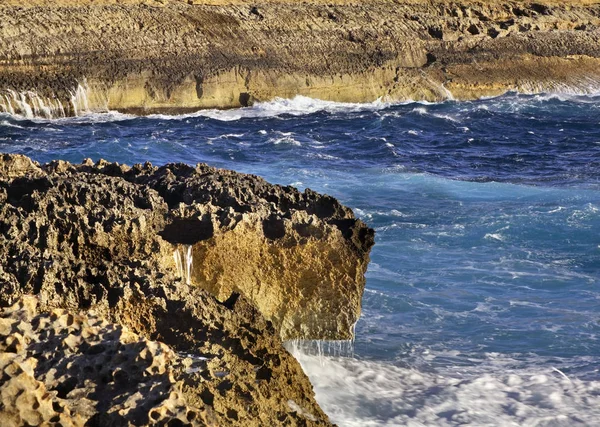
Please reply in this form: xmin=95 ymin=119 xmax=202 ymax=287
xmin=0 ymin=296 xmax=214 ymax=426
xmin=0 ymin=0 xmax=600 ymax=115
xmin=0 ymin=152 xmax=374 ymax=424
xmin=131 ymin=162 xmax=374 ymax=340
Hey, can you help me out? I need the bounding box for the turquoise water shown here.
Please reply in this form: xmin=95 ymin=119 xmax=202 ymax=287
xmin=2 ymin=93 xmax=600 ymax=425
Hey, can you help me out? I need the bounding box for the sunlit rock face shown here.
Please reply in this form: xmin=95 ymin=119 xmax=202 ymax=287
xmin=136 ymin=162 xmax=375 ymax=341
xmin=0 ymin=153 xmax=374 ymax=425
xmin=2 ymin=1 xmax=600 ymax=115
xmin=0 ymin=296 xmax=215 ymax=427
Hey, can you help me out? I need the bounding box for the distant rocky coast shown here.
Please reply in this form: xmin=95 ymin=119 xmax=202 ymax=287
xmin=1 ymin=0 xmax=600 ymax=115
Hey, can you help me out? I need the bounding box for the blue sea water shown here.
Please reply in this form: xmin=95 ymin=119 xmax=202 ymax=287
xmin=2 ymin=92 xmax=600 ymax=426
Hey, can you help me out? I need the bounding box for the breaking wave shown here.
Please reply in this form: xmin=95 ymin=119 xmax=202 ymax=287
xmin=147 ymin=95 xmax=392 ymax=121
xmin=1 ymin=90 xmax=600 ymax=123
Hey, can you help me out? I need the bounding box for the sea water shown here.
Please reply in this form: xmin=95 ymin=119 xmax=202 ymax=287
xmin=2 ymin=92 xmax=600 ymax=426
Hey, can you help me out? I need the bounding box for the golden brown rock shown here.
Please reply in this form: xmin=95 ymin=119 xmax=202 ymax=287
xmin=144 ymin=163 xmax=374 ymax=341
xmin=0 ymin=0 xmax=599 ymax=115
xmin=0 ymin=154 xmax=42 ymax=179
xmin=0 ymin=296 xmax=213 ymax=426
xmin=0 ymin=153 xmax=374 ymax=425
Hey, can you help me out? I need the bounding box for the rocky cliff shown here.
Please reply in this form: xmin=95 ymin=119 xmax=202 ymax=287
xmin=0 ymin=153 xmax=374 ymax=425
xmin=0 ymin=0 xmax=599 ymax=115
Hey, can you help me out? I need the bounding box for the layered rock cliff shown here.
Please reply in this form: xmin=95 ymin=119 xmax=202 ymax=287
xmin=1 ymin=0 xmax=599 ymax=115
xmin=0 ymin=153 xmax=374 ymax=425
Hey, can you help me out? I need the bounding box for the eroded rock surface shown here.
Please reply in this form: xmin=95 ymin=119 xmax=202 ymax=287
xmin=0 ymin=296 xmax=214 ymax=426
xmin=130 ymin=161 xmax=374 ymax=340
xmin=0 ymin=152 xmax=374 ymax=424
xmin=1 ymin=0 xmax=600 ymax=115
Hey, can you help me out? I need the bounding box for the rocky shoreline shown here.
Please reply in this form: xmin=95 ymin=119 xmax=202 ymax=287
xmin=0 ymin=153 xmax=374 ymax=425
xmin=1 ymin=0 xmax=600 ymax=115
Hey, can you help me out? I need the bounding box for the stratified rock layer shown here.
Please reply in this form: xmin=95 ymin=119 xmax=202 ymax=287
xmin=1 ymin=0 xmax=600 ymax=115
xmin=0 ymin=153 xmax=374 ymax=424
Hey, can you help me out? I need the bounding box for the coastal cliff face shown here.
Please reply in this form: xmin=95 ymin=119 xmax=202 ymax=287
xmin=0 ymin=153 xmax=374 ymax=425
xmin=1 ymin=0 xmax=600 ymax=115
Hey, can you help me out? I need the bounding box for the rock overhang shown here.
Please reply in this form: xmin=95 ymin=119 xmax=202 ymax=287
xmin=0 ymin=153 xmax=374 ymax=341
xmin=1 ymin=153 xmax=376 ymax=425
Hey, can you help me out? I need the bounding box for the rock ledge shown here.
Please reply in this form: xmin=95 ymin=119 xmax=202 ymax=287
xmin=0 ymin=153 xmax=374 ymax=425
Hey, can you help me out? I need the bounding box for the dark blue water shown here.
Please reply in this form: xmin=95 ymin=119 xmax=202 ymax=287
xmin=2 ymin=93 xmax=600 ymax=426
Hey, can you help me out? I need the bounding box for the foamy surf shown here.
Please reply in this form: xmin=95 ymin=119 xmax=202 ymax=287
xmin=290 ymin=348 xmax=600 ymax=427
xmin=146 ymin=95 xmax=392 ymax=121
xmin=2 ymin=91 xmax=600 ymax=124
xmin=0 ymin=110 xmax=135 ymax=124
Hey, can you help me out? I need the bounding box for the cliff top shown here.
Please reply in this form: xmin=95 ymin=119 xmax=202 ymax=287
xmin=2 ymin=0 xmax=599 ymax=6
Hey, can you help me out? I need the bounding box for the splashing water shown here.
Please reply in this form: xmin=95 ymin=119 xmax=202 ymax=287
xmin=173 ymin=245 xmax=193 ymax=285
xmin=0 ymin=89 xmax=67 ymax=119
xmin=286 ymin=339 xmax=356 ymax=364
xmin=0 ymin=81 xmax=95 ymax=119
xmin=292 ymin=351 xmax=600 ymax=427
xmin=69 ymin=82 xmax=91 ymax=117
xmin=518 ymin=76 xmax=600 ymax=96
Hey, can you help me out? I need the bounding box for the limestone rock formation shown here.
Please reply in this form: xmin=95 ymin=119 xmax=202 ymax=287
xmin=0 ymin=154 xmax=373 ymax=340
xmin=1 ymin=0 xmax=600 ymax=115
xmin=0 ymin=296 xmax=214 ymax=426
xmin=0 ymin=152 xmax=374 ymax=424
xmin=131 ymin=161 xmax=374 ymax=340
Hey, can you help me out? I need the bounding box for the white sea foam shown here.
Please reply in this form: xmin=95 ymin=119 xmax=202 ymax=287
xmin=0 ymin=120 xmax=25 ymax=129
xmin=206 ymin=133 xmax=247 ymax=144
xmin=517 ymin=77 xmax=600 ymax=98
xmin=3 ymin=89 xmax=599 ymax=125
xmin=62 ymin=111 xmax=135 ymax=123
xmin=3 ymin=85 xmax=600 ymax=123
xmin=433 ymin=113 xmax=460 ymax=123
xmin=147 ymin=95 xmax=391 ymax=122
xmin=354 ymin=208 xmax=410 ymax=221
xmin=307 ymin=152 xmax=341 ymax=160
xmin=270 ymin=136 xmax=301 ymax=146
xmin=290 ymin=348 xmax=600 ymax=427
xmin=409 ymin=106 xmax=461 ymax=123
xmin=484 ymin=233 xmax=506 ymax=242
xmin=1 ymin=109 xmax=134 ymax=125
